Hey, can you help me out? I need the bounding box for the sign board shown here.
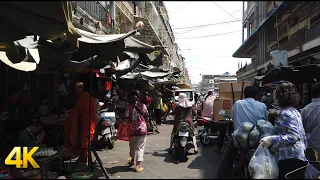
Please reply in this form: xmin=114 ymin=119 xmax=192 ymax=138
xmin=223 ymin=100 xmax=231 ymax=109
xmin=270 ymin=50 xmax=288 ymax=67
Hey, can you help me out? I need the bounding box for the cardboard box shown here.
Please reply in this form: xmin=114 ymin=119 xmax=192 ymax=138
xmin=219 ymin=81 xmax=253 ymax=99
xmin=213 ymin=98 xmax=240 ymax=120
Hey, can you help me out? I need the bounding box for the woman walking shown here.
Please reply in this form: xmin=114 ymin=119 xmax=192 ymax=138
xmin=260 ymin=81 xmax=308 ymax=179
xmin=125 ymin=90 xmax=148 ymax=173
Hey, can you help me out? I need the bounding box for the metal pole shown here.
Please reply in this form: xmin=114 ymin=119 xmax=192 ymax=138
xmin=242 ymin=1 xmax=245 ymax=43
xmin=276 ymin=15 xmax=279 ymax=50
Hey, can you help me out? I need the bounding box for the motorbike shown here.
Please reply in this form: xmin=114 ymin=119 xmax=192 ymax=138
xmin=92 ymin=102 xmax=117 ymax=150
xmin=169 ymin=120 xmax=195 ymax=162
xmin=197 ymin=116 xmax=220 ymax=146
xmin=197 ymin=110 xmax=232 ymax=146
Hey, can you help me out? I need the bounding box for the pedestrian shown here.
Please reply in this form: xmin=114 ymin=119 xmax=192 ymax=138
xmin=201 ymin=90 xmax=215 ymax=119
xmin=260 ymin=81 xmax=308 ymax=179
xmin=154 ymin=92 xmax=163 ymax=125
xmin=216 ymin=86 xmax=267 ymax=179
xmin=300 ymin=82 xmax=320 ymax=161
xmin=125 ymin=90 xmax=148 ymax=173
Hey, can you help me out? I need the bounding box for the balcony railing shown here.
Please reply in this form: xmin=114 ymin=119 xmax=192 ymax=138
xmin=71 ymin=1 xmax=112 ymax=34
xmin=115 ymin=1 xmax=134 ymax=22
xmin=243 ymin=1 xmax=256 ymax=22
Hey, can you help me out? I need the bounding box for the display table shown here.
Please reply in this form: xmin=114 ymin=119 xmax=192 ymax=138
xmin=35 ymin=153 xmax=62 ymax=178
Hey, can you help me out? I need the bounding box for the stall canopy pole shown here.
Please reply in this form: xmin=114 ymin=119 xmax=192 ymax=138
xmin=87 ymin=52 xmax=109 ymax=179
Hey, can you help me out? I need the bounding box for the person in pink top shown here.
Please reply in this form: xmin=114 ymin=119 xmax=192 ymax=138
xmin=125 ymin=90 xmax=148 ymax=173
xmin=201 ymin=90 xmax=215 ymax=119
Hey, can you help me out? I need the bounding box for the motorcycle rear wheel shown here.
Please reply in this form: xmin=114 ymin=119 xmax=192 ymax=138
xmin=106 ymin=138 xmax=115 ymax=149
xmin=199 ymin=128 xmax=212 ymax=146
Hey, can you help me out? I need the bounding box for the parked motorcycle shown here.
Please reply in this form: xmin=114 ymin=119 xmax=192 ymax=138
xmin=197 ymin=116 xmax=219 ymax=146
xmin=93 ymin=106 xmax=117 ymax=150
xmin=169 ymin=120 xmax=195 ymax=162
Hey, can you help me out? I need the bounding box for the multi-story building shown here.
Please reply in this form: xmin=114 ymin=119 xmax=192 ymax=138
xmin=234 ymin=1 xmax=320 ymax=81
xmin=71 ymin=1 xmax=186 ymax=78
xmin=200 ymin=72 xmax=237 ymax=94
xmin=132 ymin=1 xmax=185 ymax=73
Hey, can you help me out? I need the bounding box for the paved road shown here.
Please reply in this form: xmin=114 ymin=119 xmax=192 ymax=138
xmin=93 ymin=119 xmax=223 ymax=179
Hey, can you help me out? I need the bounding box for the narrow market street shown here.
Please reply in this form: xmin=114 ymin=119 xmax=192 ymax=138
xmin=93 ymin=118 xmax=222 ymax=179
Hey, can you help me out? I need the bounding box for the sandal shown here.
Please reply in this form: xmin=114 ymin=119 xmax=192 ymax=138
xmin=136 ymin=167 xmax=144 ymax=173
xmin=127 ymin=157 xmax=134 ymax=166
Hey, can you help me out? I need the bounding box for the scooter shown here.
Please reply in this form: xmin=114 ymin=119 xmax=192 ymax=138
xmin=169 ymin=120 xmax=195 ymax=162
xmin=92 ymin=102 xmax=117 ymax=150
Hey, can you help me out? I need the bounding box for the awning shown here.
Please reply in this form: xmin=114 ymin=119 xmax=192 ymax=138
xmin=119 ymin=67 xmax=170 ymax=80
xmin=260 ymin=64 xmax=320 ymax=84
xmin=0 ymin=1 xmax=80 ymax=42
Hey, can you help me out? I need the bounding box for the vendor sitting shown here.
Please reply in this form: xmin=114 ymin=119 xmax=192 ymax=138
xmin=17 ymin=118 xmax=46 ymax=147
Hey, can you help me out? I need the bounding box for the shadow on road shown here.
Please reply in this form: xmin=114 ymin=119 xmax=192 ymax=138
xmin=105 ymin=165 xmax=135 ymax=174
xmin=187 ymin=145 xmax=222 ymax=179
xmin=150 ymin=149 xmax=180 ymax=164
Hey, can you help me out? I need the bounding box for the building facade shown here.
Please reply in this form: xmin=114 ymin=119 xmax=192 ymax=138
xmin=200 ymin=72 xmax=237 ymax=94
xmin=70 ymin=1 xmax=187 ymax=81
xmin=235 ymin=1 xmax=320 ymax=81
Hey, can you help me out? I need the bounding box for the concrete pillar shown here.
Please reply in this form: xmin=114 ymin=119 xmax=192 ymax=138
xmin=110 ymin=1 xmax=116 ymax=33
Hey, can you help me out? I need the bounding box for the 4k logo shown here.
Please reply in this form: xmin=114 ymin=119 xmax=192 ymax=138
xmin=5 ymin=147 xmax=40 ymax=168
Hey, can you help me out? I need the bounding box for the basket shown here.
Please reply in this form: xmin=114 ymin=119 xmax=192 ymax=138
xmin=285 ymin=161 xmax=320 ymax=179
xmin=71 ymin=172 xmax=93 ymax=179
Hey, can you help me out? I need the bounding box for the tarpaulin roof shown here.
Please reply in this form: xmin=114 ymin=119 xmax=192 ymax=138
xmin=0 ymin=1 xmax=80 ymax=42
xmin=118 ymin=67 xmax=170 ymax=80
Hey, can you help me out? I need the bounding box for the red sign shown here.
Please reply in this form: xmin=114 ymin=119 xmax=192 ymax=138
xmin=223 ymin=100 xmax=231 ymax=109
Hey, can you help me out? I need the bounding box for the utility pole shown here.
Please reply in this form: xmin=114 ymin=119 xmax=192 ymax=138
xmin=242 ymin=1 xmax=245 ymax=43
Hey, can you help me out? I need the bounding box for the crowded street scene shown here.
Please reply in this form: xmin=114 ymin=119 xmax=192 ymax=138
xmin=1 ymin=1 xmax=320 ymax=179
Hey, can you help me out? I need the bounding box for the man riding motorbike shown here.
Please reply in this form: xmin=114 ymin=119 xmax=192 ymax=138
xmin=216 ymin=86 xmax=267 ymax=179
xmin=169 ymin=93 xmax=198 ymax=154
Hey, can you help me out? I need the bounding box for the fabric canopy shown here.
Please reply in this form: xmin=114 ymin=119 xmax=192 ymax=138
xmin=0 ymin=1 xmax=80 ymax=42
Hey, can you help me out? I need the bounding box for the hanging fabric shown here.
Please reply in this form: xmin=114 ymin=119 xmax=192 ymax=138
xmin=105 ymin=80 xmax=112 ymax=91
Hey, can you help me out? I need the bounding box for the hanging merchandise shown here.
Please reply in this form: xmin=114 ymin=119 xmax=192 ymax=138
xmin=105 ymin=80 xmax=112 ymax=91
xmin=57 ymin=83 xmax=69 ymax=96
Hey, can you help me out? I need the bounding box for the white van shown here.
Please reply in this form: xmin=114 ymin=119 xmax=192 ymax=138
xmin=173 ymin=89 xmax=196 ymax=106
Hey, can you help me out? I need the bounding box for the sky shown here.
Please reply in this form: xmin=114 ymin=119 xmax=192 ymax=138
xmin=164 ymin=1 xmax=250 ymax=84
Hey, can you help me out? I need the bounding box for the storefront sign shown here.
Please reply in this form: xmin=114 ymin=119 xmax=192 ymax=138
xmin=270 ymin=50 xmax=288 ymax=67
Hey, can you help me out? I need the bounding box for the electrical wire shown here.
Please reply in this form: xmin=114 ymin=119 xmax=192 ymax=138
xmin=172 ymin=20 xmax=240 ymax=30
xmin=174 ymin=9 xmax=242 ymax=35
xmin=158 ymin=19 xmax=241 ymax=36
xmin=176 ymin=30 xmax=241 ymax=39
xmin=212 ymin=2 xmax=241 ymax=23
xmin=169 ymin=2 xmax=192 ymax=16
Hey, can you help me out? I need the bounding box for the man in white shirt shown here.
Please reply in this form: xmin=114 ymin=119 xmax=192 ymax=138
xmin=301 ymin=82 xmax=320 ymax=161
xmin=217 ymin=86 xmax=267 ymax=179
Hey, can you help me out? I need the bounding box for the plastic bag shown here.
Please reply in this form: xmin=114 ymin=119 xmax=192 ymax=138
xmin=116 ymin=123 xmax=132 ymax=141
xmin=248 ymin=144 xmax=279 ymax=179
xmin=304 ymin=163 xmax=320 ymax=179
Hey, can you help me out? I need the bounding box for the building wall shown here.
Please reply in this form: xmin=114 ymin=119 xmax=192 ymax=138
xmin=200 ymin=73 xmax=237 ymax=94
xmin=236 ymin=1 xmax=320 ymax=81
